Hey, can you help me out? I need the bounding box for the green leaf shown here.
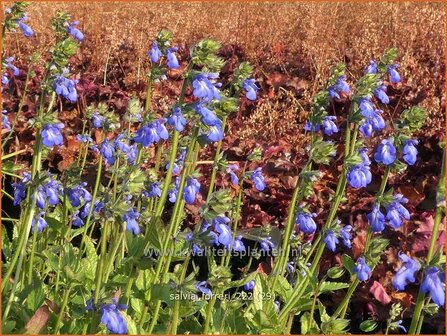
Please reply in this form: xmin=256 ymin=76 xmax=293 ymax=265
xmin=311 ymin=138 xmax=336 ymax=165
xmin=126 ymin=169 xmax=146 ymax=194
xmin=327 ymin=266 xmax=346 ymax=279
xmin=319 ymin=281 xmax=349 ymax=294
xmin=2 ymin=225 xmax=12 ymax=260
xmin=341 ymin=254 xmax=355 ymax=276
xmin=321 ymin=318 xmax=350 ymax=334
xmin=121 ymin=311 xmax=138 ymax=334
xmin=26 ymin=281 xmax=45 ymax=311
xmin=300 ymin=312 xmax=319 ymax=334
xmin=253 ymin=273 xmax=269 ymax=311
xmin=145 ymin=219 xmax=163 ymax=251
xmin=228 ymin=271 xmax=257 ymax=289
xmin=273 ymin=275 xmax=293 ymax=301
xmin=359 ymin=319 xmax=378 ymax=332
xmin=220 ymin=305 xmax=251 ymax=334
xmin=151 ymin=283 xmax=175 ymax=307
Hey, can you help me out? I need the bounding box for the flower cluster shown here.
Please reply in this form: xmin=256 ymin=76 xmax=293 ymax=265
xmin=54 ymin=73 xmax=78 ymax=102
xmin=348 ymin=148 xmax=372 ymax=188
xmin=148 ymin=41 xmax=179 ymax=69
xmin=367 ymin=194 xmax=410 ymax=232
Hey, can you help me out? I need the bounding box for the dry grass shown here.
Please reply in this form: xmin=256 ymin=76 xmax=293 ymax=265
xmin=3 ymin=1 xmax=446 ymax=137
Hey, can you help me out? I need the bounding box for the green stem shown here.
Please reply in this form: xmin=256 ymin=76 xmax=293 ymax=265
xmin=278 ymin=124 xmax=357 ymax=322
xmin=206 ymin=116 xmax=227 ymax=203
xmin=408 ymin=151 xmax=445 ymax=334
xmin=147 ymin=133 xmax=199 ymax=333
xmin=77 ymin=154 xmax=103 ymax=262
xmin=26 ymin=222 xmax=39 ymax=285
xmin=144 ymin=72 xmax=152 ymax=113
xmin=333 ymin=167 xmax=391 ymax=320
xmin=202 ymin=294 xmax=218 ymax=334
xmin=54 ymin=287 xmax=71 ymax=334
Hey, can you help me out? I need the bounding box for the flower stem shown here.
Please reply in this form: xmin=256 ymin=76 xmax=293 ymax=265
xmin=278 ymin=124 xmax=357 ymax=322
xmin=54 ymin=286 xmax=71 ymax=334
xmin=332 ymin=167 xmax=391 ymax=320
xmin=408 ymin=150 xmax=445 ymax=334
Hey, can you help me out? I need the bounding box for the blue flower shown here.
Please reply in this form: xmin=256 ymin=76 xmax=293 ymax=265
xmin=5 ymin=57 xmax=19 ymax=76
xmin=232 ymin=235 xmax=245 ymax=252
xmin=388 ymin=64 xmax=401 ymax=83
xmin=68 ymin=21 xmax=84 ymax=41
xmin=323 ymin=230 xmax=339 ymax=252
xmin=374 ymin=138 xmax=397 ymax=165
xmin=385 ymin=194 xmax=410 ymax=229
xmin=395 ymin=320 xmax=407 ymax=333
xmin=421 ymin=267 xmax=445 ymax=307
xmin=148 ymin=41 xmax=162 ymax=63
xmin=123 ymin=208 xmax=140 ymax=235
xmin=54 ymin=74 xmax=78 ymax=102
xmin=2 ymin=73 xmax=9 ymax=85
xmin=114 ymin=134 xmax=131 ymax=152
xmin=36 ymin=186 xmax=47 ymax=209
xmin=18 ymin=15 xmax=34 ymax=37
xmin=339 ymin=225 xmax=352 ymax=248
xmin=77 ymin=134 xmax=92 ymax=143
xmin=359 ymin=109 xmax=385 ymax=137
xmin=213 ymin=215 xmax=232 ymax=247
xmin=328 ymin=75 xmax=350 ymax=99
xmin=166 ymin=47 xmax=180 ymax=69
xmin=92 ymin=112 xmax=105 ymax=128
xmin=44 ymin=180 xmax=61 ymax=206
xmin=365 ymin=60 xmax=377 ymax=74
xmin=250 ymin=167 xmax=265 ymax=191
xmin=42 ymin=123 xmax=64 ymax=148
xmin=403 ymin=139 xmax=418 ymax=166
xmin=392 ymin=253 xmax=420 ymax=291
xmin=359 ymin=148 xmax=371 ymax=165
xmin=12 ymin=179 xmax=27 ymax=206
xmin=183 ymin=177 xmax=200 ymax=204
xmin=32 ymin=212 xmax=48 ymax=232
xmin=166 ymin=162 xmax=181 ymax=175
xmin=374 ymin=84 xmax=389 ymax=104
xmin=196 ymin=104 xmax=221 ymax=126
xmin=167 ymin=107 xmax=187 ymax=132
xmin=2 ymin=110 xmax=11 ymax=131
xmin=168 ymin=177 xmax=180 ymax=203
xmin=347 ymin=164 xmax=372 ymax=188
xmin=72 ymin=211 xmax=84 ymax=227
xmin=100 ymin=140 xmax=116 ymax=165
xmin=359 ymin=98 xmax=375 ymax=118
xmin=144 ymin=182 xmax=161 ymax=198
xmin=100 ymin=299 xmax=128 ymax=334
xmin=304 ymin=121 xmax=320 ymax=132
xmin=192 ymin=73 xmax=221 ymax=102
xmin=67 ymin=182 xmax=92 ymax=207
xmin=126 ymin=145 xmax=138 ymax=165
xmin=243 ymin=78 xmax=259 ymax=101
xmin=80 ymin=202 xmax=92 ymax=219
xmin=244 ymin=280 xmax=255 ymax=291
xmin=196 ymin=281 xmax=212 ymax=296
xmin=134 ymin=119 xmax=168 ymax=147
xmin=322 ymin=116 xmax=339 ymax=135
xmin=353 ymin=257 xmax=371 ymax=282
xmin=227 ymin=164 xmax=239 ymax=185
xmin=367 ymin=204 xmax=386 ymax=233
xmin=260 ymin=237 xmax=275 ymax=252
xmin=206 ymin=124 xmax=224 ymax=142
xmin=296 ymin=212 xmax=317 ymax=234
xmin=286 ymin=262 xmax=295 ymax=274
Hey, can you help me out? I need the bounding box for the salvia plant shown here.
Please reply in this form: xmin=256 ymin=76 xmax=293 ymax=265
xmin=1 ymin=3 xmax=445 ymax=335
